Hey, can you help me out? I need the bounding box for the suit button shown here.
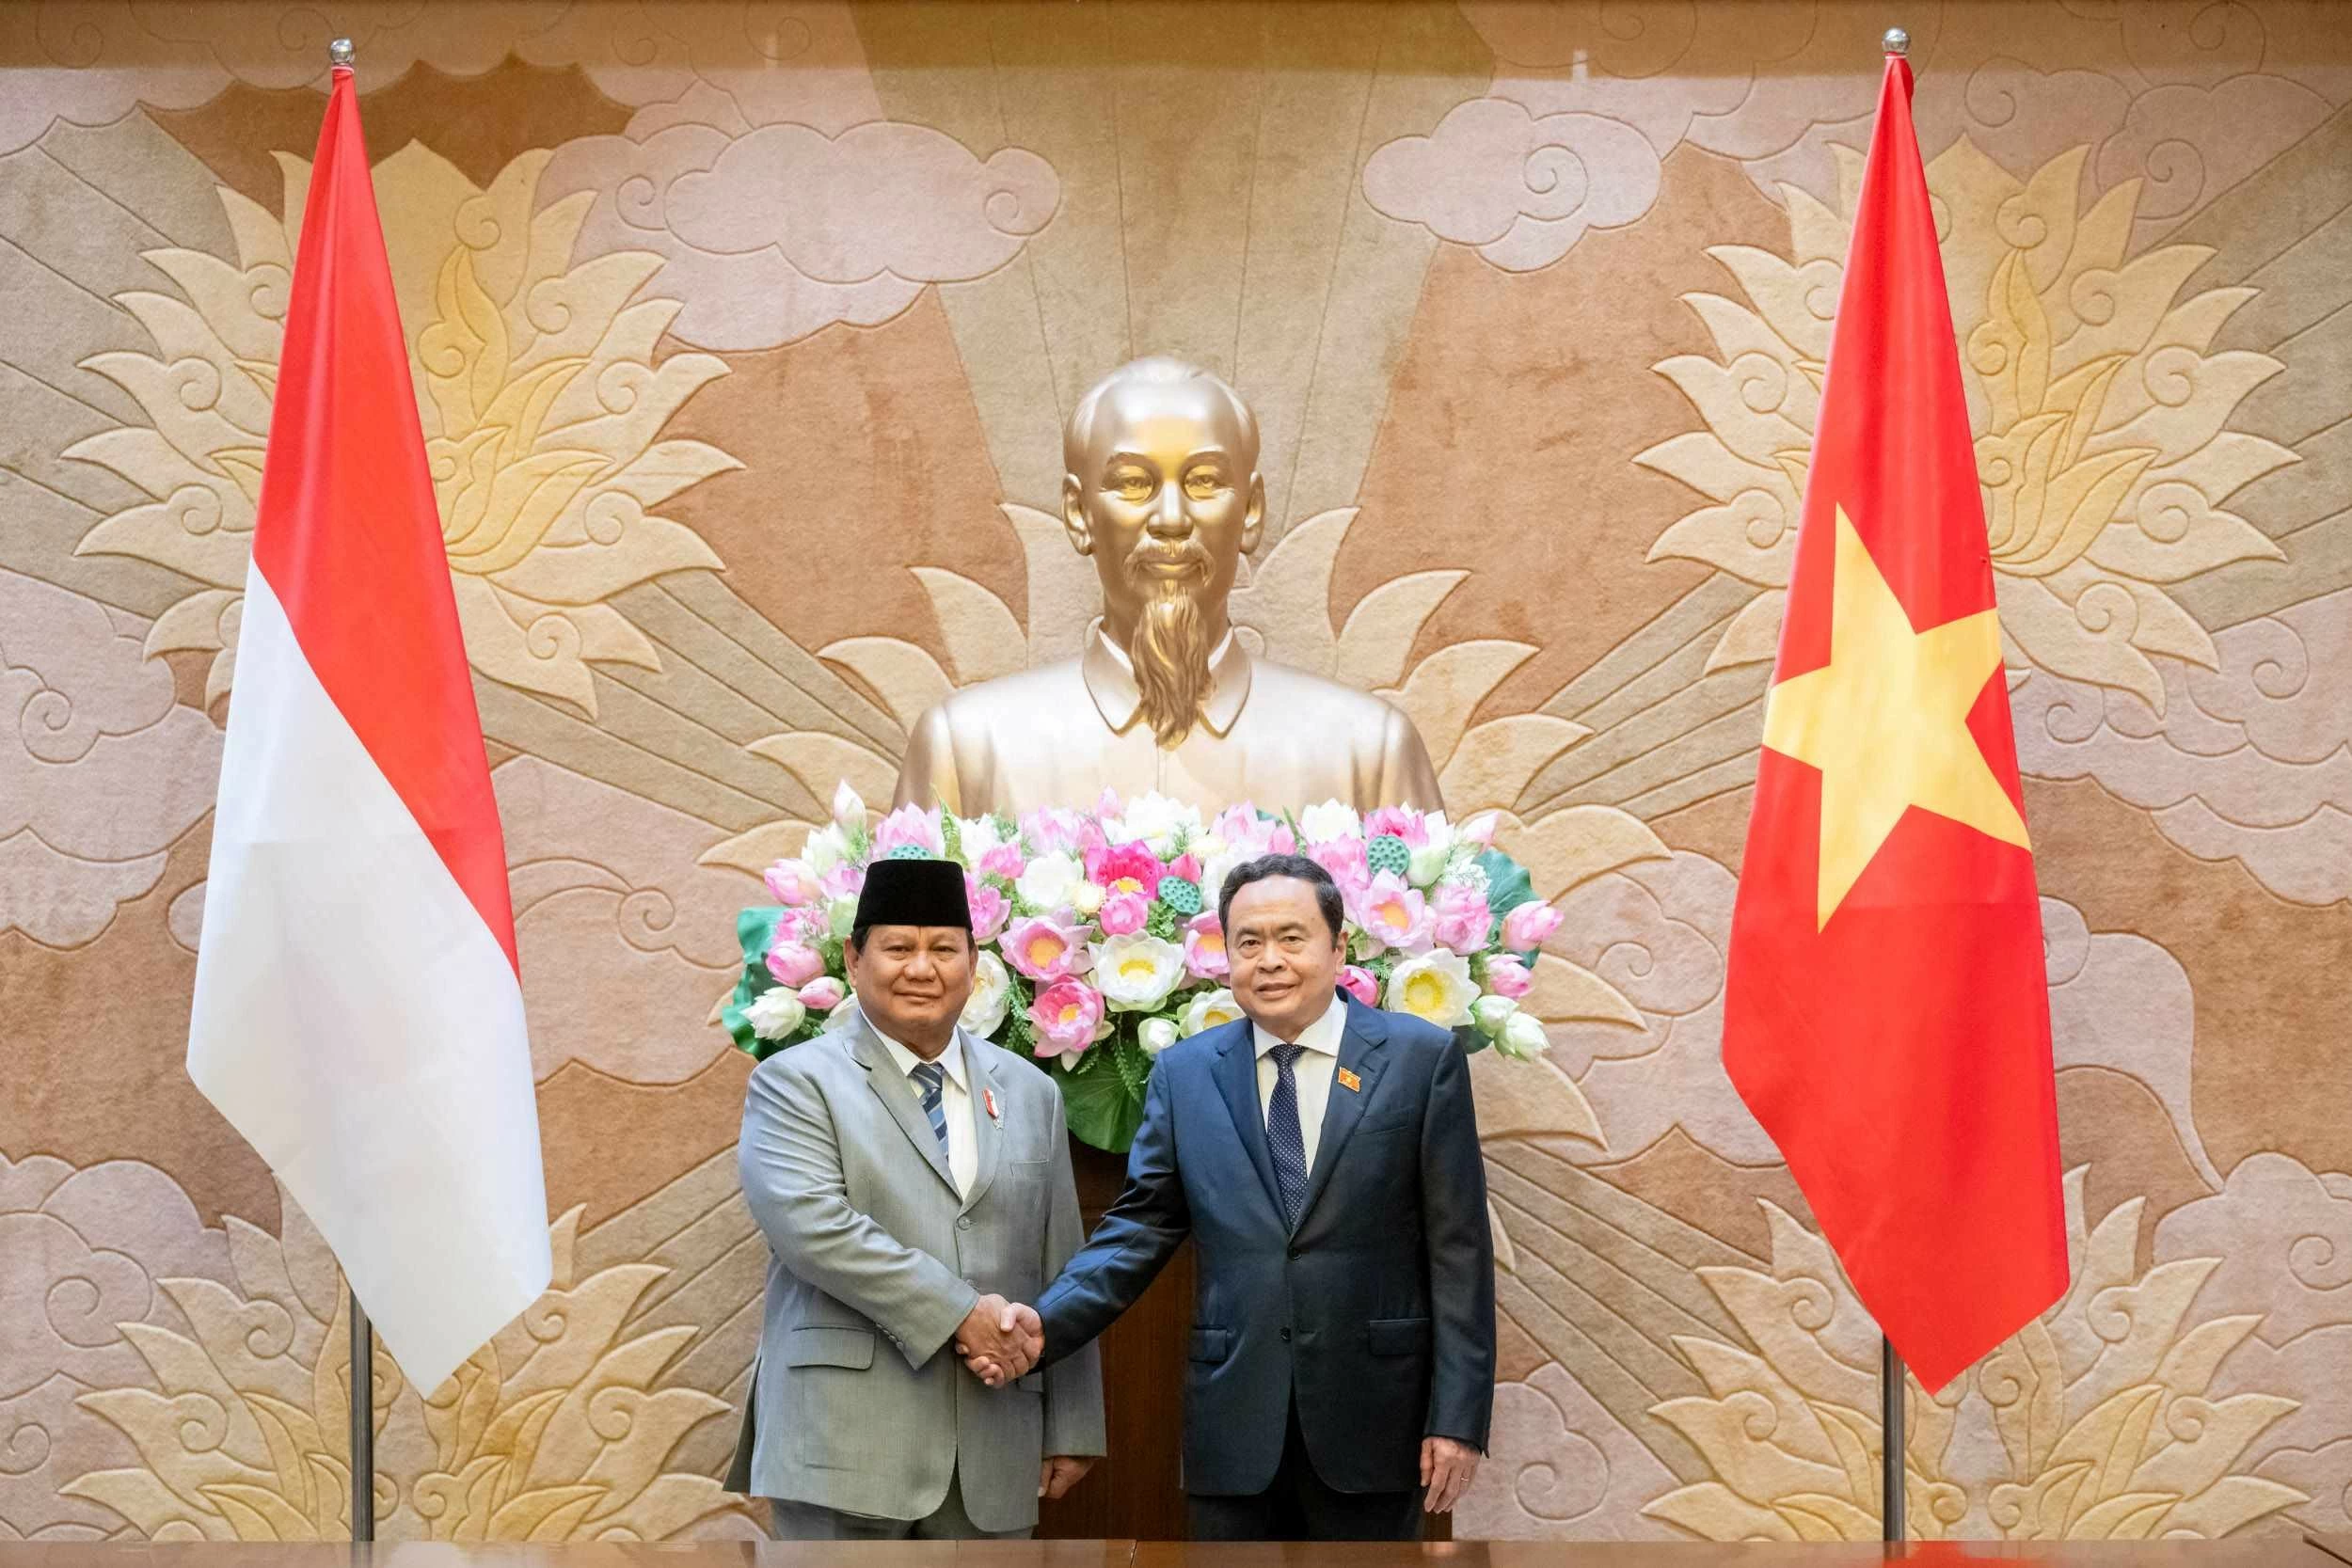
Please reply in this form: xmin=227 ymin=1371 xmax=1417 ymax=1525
xmin=957 ymin=1215 xmax=973 ymax=1230
xmin=1287 ymin=1246 xmax=1300 ymax=1259
xmin=1279 ymin=1327 xmax=1292 ymax=1341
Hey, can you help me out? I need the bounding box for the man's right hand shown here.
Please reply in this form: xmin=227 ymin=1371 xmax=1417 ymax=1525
xmin=954 ymin=1295 xmax=1042 ymax=1385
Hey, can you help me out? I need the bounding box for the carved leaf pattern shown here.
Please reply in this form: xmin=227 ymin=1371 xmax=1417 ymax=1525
xmin=1644 ymin=140 xmax=2291 ymax=712
xmin=1642 ymin=1169 xmax=2304 ymax=1542
xmin=63 ymin=146 xmax=739 ymax=716
xmin=59 ymin=1194 xmax=745 ymax=1543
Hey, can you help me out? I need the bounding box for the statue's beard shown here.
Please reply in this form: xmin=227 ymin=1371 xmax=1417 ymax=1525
xmin=1124 ymin=543 xmax=1216 ymax=748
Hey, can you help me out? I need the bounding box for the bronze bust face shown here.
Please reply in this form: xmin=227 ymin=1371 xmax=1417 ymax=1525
xmin=894 ymin=356 xmax=1441 ymax=816
xmin=1058 ymin=360 xmax=1264 ymax=748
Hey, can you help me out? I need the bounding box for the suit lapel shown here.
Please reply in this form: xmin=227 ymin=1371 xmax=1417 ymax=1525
xmin=850 ymin=1018 xmax=959 ymax=1196
xmin=1292 ymin=999 xmax=1389 ymax=1231
xmin=959 ymin=1036 xmax=1003 ymax=1216
xmin=1214 ymin=1022 xmax=1284 ymax=1220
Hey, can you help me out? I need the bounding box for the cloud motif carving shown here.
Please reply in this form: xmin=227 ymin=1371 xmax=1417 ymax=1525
xmin=1363 ymin=99 xmax=1661 ymax=271
xmin=2010 ymin=589 xmax=2352 ymax=906
xmin=544 ymin=97 xmax=1059 ymax=351
xmin=0 ymin=571 xmax=222 ymax=947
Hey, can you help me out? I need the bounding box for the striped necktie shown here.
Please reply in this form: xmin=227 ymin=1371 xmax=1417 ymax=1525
xmin=910 ymin=1061 xmax=950 ymax=1162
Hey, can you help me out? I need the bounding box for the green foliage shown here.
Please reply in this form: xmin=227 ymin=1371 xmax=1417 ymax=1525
xmin=1476 ymin=847 xmax=1541 ymax=961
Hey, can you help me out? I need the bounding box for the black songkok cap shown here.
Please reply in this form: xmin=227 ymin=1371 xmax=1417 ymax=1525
xmin=853 ymin=857 xmax=971 ymax=932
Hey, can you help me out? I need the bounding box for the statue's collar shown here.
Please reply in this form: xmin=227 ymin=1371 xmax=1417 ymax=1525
xmin=1082 ymin=617 xmax=1253 ymax=739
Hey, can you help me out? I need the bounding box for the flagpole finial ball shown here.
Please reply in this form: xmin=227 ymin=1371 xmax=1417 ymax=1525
xmin=328 ymin=37 xmax=355 ymax=67
xmin=1883 ymin=26 xmax=1910 ymax=56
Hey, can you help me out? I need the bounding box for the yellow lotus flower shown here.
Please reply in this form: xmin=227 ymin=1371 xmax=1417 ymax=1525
xmin=1385 ymin=949 xmax=1478 ymax=1029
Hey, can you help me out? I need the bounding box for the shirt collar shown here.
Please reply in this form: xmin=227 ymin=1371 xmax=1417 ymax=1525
xmin=1253 ymin=991 xmax=1348 ymax=1060
xmin=877 ymin=1027 xmax=967 ymax=1091
xmin=1081 ymin=617 xmax=1253 ymax=739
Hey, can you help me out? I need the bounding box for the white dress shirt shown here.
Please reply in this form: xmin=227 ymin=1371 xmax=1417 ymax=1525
xmin=1252 ymin=993 xmax=1347 ymax=1173
xmin=876 ymin=1028 xmax=978 ymax=1197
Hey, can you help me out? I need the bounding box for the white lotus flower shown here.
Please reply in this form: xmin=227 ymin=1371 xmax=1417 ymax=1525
xmin=745 ymin=988 xmax=806 ymax=1041
xmin=1408 ymin=813 xmax=1456 ymax=886
xmin=1109 ymin=792 xmax=1203 ymax=857
xmin=961 ymin=950 xmax=1012 ymax=1039
xmin=1385 ymin=949 xmax=1477 ymax=1029
xmin=1297 ymin=800 xmax=1361 ymax=845
xmin=1091 ymin=934 xmax=1187 ymax=1011
xmin=826 ymin=894 xmax=858 ymax=939
xmin=1471 ymin=992 xmax=1518 ymax=1037
xmin=803 ymin=822 xmax=850 ymax=876
xmin=953 ymin=814 xmax=1008 ymax=868
xmin=1181 ymin=987 xmax=1247 ymax=1037
xmin=1497 ymin=1009 xmax=1550 ymax=1061
xmin=832 ymin=781 xmax=867 ymax=830
xmin=1139 ymin=1016 xmax=1181 ymax=1054
xmin=1071 ymin=880 xmax=1105 ymax=917
xmin=1016 ymin=850 xmax=1085 ymax=912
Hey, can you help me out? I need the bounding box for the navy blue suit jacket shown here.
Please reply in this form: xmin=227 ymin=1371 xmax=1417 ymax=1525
xmin=1035 ymin=993 xmax=1495 ymax=1497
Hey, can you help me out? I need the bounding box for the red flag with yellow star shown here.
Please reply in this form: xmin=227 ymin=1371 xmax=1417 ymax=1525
xmin=1722 ymin=50 xmax=2068 ymax=1395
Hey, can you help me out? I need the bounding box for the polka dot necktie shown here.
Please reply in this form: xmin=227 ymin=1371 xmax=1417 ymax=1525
xmin=1266 ymin=1043 xmax=1310 ymax=1227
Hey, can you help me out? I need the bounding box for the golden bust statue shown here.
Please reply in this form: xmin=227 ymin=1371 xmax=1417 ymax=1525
xmin=893 ymin=356 xmax=1442 ymax=816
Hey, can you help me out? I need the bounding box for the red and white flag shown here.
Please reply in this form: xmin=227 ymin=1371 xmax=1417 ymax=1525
xmin=187 ymin=60 xmax=549 ymax=1394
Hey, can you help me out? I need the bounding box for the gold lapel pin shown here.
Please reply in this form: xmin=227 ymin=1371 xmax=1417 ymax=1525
xmin=1337 ymin=1067 xmax=1362 ymax=1093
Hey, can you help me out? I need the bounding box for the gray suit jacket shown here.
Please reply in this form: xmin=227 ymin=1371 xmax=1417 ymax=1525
xmin=726 ymin=1011 xmax=1104 ymax=1529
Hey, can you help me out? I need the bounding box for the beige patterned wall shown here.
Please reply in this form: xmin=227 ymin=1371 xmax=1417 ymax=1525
xmin=2 ymin=0 xmax=2347 ymax=1545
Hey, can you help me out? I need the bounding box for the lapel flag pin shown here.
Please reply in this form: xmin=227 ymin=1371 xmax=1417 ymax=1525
xmin=1337 ymin=1067 xmax=1362 ymax=1093
xmin=984 ymin=1086 xmax=1002 ymax=1121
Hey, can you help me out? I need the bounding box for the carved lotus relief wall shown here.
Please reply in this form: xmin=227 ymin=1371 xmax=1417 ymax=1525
xmin=2 ymin=0 xmax=2346 ymax=1546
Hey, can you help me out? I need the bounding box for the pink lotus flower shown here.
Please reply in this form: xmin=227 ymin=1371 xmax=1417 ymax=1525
xmin=1459 ymin=811 xmax=1501 ymax=847
xmin=1087 ymin=842 xmax=1167 ymax=898
xmin=1098 ymin=890 xmax=1151 ymax=937
xmin=797 ymin=975 xmax=847 ymax=1011
xmin=1338 ymin=965 xmax=1379 ymax=1006
xmin=977 ymin=842 xmax=1026 ymax=879
xmin=1501 ymin=899 xmax=1564 ymax=951
xmin=818 ymin=863 xmax=865 ymax=903
xmin=965 ymin=876 xmax=1010 ymax=943
xmin=1183 ymin=911 xmax=1228 ymax=979
xmin=765 ymin=940 xmax=826 ymax=989
xmin=1212 ymin=803 xmax=1265 ymax=843
xmin=1482 ymin=954 xmax=1533 ymax=999
xmin=763 ymin=859 xmax=819 ymax=906
xmin=1306 ymin=836 xmax=1371 ymax=897
xmin=1028 ymin=978 xmax=1105 ymax=1064
xmin=1003 ymin=915 xmax=1092 ymax=983
xmin=1168 ymin=852 xmax=1202 ymax=885
xmin=1430 ymin=883 xmax=1493 ymax=956
xmin=1363 ymin=805 xmax=1429 ymax=846
xmin=873 ymin=803 xmax=946 ymax=859
xmin=1350 ymin=872 xmax=1432 ymax=954
xmin=1021 ymin=806 xmax=1096 ymax=855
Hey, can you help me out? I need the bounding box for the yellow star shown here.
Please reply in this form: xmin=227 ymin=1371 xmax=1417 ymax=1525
xmin=1762 ymin=505 xmax=2030 ymax=929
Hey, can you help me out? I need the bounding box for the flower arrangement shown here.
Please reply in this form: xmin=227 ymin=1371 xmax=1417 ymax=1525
xmin=722 ymin=785 xmax=1562 ymax=1150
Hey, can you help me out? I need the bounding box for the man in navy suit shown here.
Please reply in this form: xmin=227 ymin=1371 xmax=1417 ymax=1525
xmin=966 ymin=852 xmax=1494 ymax=1540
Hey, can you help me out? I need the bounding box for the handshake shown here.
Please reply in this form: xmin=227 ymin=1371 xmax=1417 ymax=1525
xmin=955 ymin=1293 xmax=1044 ymax=1387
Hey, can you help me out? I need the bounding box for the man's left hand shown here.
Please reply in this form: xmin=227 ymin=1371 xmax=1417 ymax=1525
xmin=1420 ymin=1436 xmax=1481 ymax=1513
xmin=1039 ymin=1455 xmax=1095 ymax=1499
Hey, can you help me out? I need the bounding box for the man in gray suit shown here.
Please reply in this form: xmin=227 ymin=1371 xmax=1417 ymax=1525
xmin=730 ymin=857 xmax=1104 ymax=1538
